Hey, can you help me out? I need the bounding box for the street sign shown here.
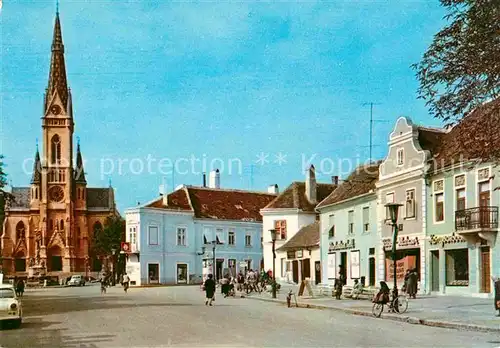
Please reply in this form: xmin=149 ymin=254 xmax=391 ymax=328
xmin=121 ymin=242 xmax=130 ymax=253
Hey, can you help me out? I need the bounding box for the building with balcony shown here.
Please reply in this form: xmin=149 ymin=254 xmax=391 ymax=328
xmin=425 ymin=98 xmax=500 ymax=297
xmin=317 ymin=162 xmax=380 ymax=288
xmin=124 ymin=170 xmax=276 ymax=286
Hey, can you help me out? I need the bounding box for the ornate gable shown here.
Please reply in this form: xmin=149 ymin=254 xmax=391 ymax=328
xmin=47 ymin=229 xmax=66 ymax=249
xmin=13 ymin=237 xmax=27 ymax=256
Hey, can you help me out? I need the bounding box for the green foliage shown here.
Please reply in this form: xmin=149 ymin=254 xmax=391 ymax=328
xmin=0 ymin=155 xmax=7 ymax=189
xmin=91 ymin=215 xmax=125 ymax=257
xmin=413 ymin=0 xmax=500 ymax=125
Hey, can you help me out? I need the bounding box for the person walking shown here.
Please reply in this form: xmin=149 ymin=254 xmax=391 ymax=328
xmin=16 ymin=279 xmax=25 ymax=297
xmin=493 ymin=276 xmax=500 ymax=316
xmin=407 ymin=268 xmax=418 ymax=299
xmin=204 ymin=274 xmax=216 ymax=306
xmin=122 ymin=273 xmax=130 ymax=293
xmin=100 ymin=273 xmax=107 ymax=294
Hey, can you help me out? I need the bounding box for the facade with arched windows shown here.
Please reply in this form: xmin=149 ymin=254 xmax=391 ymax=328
xmin=0 ymin=13 xmax=117 ymax=278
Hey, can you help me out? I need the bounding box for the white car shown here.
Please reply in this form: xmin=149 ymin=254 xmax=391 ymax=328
xmin=0 ymin=284 xmax=22 ymax=328
xmin=67 ymin=275 xmax=85 ymax=286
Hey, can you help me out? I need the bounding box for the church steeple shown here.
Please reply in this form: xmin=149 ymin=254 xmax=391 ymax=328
xmin=31 ymin=146 xmax=41 ymax=184
xmin=45 ymin=11 xmax=69 ymax=114
xmin=75 ymin=141 xmax=87 ymax=184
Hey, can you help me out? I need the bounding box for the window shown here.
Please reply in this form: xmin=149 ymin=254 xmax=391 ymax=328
xmin=328 ymin=214 xmax=335 ymax=238
xmin=446 ymin=249 xmax=469 ymax=286
xmin=60 ymin=219 xmax=64 ymax=231
xmin=177 ymin=227 xmax=186 ymax=246
xmin=129 ymin=226 xmax=137 ymax=246
xmin=274 ymin=220 xmax=287 ymax=240
xmin=228 ymin=230 xmax=235 ymax=245
xmin=456 ymin=188 xmax=466 ymax=211
xmin=148 ymin=226 xmax=159 ymax=245
xmin=15 ymin=221 xmax=25 ymax=240
xmin=435 ymin=193 xmax=444 ymax=222
xmin=281 ymin=258 xmax=287 ymax=277
xmin=385 ymin=192 xmax=394 ymax=219
xmin=203 ymin=227 xmax=211 ymax=245
xmin=51 ymin=134 xmax=61 ymax=164
xmin=397 ymin=148 xmax=404 ymax=165
xmin=348 ymin=210 xmax=354 ymax=235
xmin=362 ymin=207 xmax=370 ymax=232
xmin=245 ymin=234 xmax=252 ymax=247
xmin=405 ymin=189 xmax=416 ymax=218
xmin=228 ymin=259 xmax=236 ymax=277
xmin=215 ymin=228 xmax=224 ymax=244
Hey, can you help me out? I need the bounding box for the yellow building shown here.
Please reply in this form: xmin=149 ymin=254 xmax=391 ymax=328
xmin=0 ymin=12 xmax=116 ymax=277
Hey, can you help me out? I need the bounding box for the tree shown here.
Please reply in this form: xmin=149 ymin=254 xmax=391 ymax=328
xmin=91 ymin=215 xmax=125 ymax=257
xmin=413 ymin=0 xmax=500 ymax=125
xmin=0 ymin=155 xmax=7 ymax=189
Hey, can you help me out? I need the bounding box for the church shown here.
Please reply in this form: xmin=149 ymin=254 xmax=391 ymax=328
xmin=0 ymin=12 xmax=117 ymax=277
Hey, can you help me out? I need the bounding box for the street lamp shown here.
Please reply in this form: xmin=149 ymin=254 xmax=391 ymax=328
xmin=385 ymin=203 xmax=403 ymax=311
xmin=270 ymin=229 xmax=277 ymax=299
xmin=111 ymin=247 xmax=117 ymax=285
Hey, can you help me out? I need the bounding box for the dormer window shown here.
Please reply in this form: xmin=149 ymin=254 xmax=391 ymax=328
xmin=397 ymin=148 xmax=404 ymax=166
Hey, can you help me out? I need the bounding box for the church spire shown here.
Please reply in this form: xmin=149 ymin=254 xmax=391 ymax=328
xmin=75 ymin=141 xmax=87 ymax=184
xmin=45 ymin=11 xmax=69 ymax=114
xmin=31 ymin=147 xmax=41 ymax=184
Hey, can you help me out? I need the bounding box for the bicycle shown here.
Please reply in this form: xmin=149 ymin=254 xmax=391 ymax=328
xmin=372 ymin=290 xmax=408 ymax=318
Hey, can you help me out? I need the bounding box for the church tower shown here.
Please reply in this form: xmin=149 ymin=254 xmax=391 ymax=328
xmin=40 ymin=11 xmax=75 ymax=272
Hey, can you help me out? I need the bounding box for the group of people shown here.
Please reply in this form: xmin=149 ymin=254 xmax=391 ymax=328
xmin=100 ymin=272 xmax=130 ymax=294
xmin=203 ymin=269 xmax=273 ymax=305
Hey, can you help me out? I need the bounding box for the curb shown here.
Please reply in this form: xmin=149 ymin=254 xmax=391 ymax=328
xmin=246 ymin=296 xmax=500 ymax=334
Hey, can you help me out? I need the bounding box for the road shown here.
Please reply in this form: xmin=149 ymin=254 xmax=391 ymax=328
xmin=1 ymin=284 xmax=499 ymax=347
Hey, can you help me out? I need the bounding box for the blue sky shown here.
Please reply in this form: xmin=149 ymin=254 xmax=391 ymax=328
xmin=1 ymin=1 xmax=446 ymax=212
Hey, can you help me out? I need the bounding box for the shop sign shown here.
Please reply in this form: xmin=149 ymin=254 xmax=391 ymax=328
xmin=383 ymin=236 xmax=419 ymax=251
xmin=328 ymin=239 xmax=355 ymax=252
xmin=429 ymin=234 xmax=466 ymax=247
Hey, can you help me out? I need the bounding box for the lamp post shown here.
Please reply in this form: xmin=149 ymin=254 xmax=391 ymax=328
xmin=269 ymin=229 xmax=277 ymax=299
xmin=111 ymin=247 xmax=117 ymax=285
xmin=385 ymin=203 xmax=402 ymax=311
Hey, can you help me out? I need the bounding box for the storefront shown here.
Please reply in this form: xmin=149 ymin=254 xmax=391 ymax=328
xmin=427 ymin=233 xmax=498 ymax=296
xmin=382 ymin=235 xmax=422 ymax=290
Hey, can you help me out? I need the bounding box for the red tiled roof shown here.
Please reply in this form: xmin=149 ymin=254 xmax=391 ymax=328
xmin=277 ymin=221 xmax=319 ymax=251
xmin=316 ymin=162 xmax=380 ymax=208
xmin=417 ymin=127 xmax=447 ymax=155
xmin=428 ymin=98 xmax=500 ymax=170
xmin=145 ymin=186 xmax=276 ymax=222
xmin=264 ymin=182 xmax=336 ymax=212
xmin=145 ymin=188 xmax=192 ymax=211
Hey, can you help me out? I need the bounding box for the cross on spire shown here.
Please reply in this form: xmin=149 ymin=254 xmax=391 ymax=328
xmin=56 ymin=0 xmax=59 ymax=14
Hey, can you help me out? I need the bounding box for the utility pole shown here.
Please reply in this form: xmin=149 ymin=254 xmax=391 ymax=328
xmin=362 ymin=102 xmax=384 ymax=162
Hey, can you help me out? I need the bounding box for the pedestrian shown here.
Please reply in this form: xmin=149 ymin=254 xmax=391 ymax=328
xmin=16 ymin=279 xmax=25 ymax=297
xmin=493 ymin=276 xmax=500 ymax=317
xmin=204 ymin=274 xmax=216 ymax=306
xmin=100 ymin=274 xmax=107 ymax=294
xmin=402 ymin=269 xmax=410 ymax=293
xmin=407 ymin=268 xmax=418 ymax=299
xmin=122 ymin=273 xmax=130 ymax=293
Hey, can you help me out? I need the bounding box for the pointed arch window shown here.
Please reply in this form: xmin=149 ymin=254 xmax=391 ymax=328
xmin=93 ymin=221 xmax=103 ymax=235
xmin=51 ymin=134 xmax=61 ymax=164
xmin=16 ymin=221 xmax=26 ymax=240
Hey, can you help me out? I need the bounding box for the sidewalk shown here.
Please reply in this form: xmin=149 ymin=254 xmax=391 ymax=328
xmin=245 ymin=284 xmax=500 ymax=333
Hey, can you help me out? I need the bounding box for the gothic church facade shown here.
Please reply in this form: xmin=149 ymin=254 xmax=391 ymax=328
xmin=0 ymin=13 xmax=116 ymax=276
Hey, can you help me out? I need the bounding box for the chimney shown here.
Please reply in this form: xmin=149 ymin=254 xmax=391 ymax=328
xmin=267 ymin=184 xmax=279 ymax=194
xmin=305 ymin=164 xmax=317 ymax=204
xmin=159 ymin=178 xmax=168 ymax=206
xmin=202 ymin=172 xmax=207 ymax=187
xmin=332 ymin=175 xmax=339 ymax=186
xmin=209 ymin=169 xmax=220 ymax=189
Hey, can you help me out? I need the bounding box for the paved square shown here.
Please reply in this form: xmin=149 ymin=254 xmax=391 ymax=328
xmin=1 ymin=285 xmax=499 ymax=347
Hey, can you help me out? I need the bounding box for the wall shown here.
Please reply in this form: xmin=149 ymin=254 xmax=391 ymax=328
xmin=319 ymin=194 xmax=378 ymax=286
xmin=261 ymin=211 xmax=316 ymax=281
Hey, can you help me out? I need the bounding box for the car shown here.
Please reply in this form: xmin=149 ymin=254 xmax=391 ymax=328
xmin=0 ymin=284 xmax=22 ymax=329
xmin=67 ymin=275 xmax=85 ymax=287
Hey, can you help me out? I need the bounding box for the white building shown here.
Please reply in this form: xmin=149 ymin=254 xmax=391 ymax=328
xmin=261 ymin=165 xmax=337 ymax=284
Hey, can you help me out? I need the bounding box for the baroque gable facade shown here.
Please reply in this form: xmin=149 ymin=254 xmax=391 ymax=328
xmin=0 ymin=13 xmax=116 ymax=277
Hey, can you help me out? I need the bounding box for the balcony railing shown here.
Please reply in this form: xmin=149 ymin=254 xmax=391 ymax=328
xmin=455 ymin=206 xmax=499 ymax=231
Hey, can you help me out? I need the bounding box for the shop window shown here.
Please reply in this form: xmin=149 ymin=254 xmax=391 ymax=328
xmin=446 ymin=249 xmax=469 ymax=286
